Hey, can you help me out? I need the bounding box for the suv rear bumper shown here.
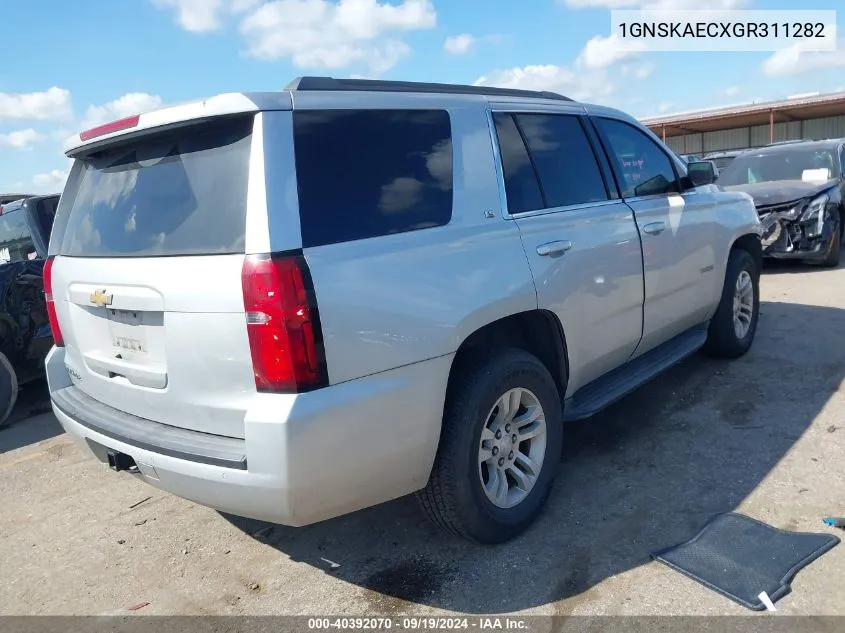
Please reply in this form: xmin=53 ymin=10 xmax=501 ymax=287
xmin=46 ymin=346 xmax=451 ymax=527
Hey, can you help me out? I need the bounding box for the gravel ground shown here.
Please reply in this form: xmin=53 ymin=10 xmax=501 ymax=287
xmin=2 ymin=261 xmax=844 ymax=618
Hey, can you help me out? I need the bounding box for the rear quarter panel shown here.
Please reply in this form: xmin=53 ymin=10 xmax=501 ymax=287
xmin=274 ymin=97 xmax=538 ymax=385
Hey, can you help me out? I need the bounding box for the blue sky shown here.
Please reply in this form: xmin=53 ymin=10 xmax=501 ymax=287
xmin=1 ymin=0 xmax=843 ymax=194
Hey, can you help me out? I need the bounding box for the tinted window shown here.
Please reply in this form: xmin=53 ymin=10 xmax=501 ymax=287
xmin=0 ymin=209 xmax=37 ymax=264
xmin=294 ymin=109 xmax=453 ymax=248
xmin=493 ymin=113 xmax=544 ymax=214
xmin=35 ymin=196 xmax=58 ymax=239
xmin=514 ymin=114 xmax=608 ymax=208
xmin=53 ymin=116 xmax=253 ymax=258
xmin=594 ymin=118 xmax=680 ymax=197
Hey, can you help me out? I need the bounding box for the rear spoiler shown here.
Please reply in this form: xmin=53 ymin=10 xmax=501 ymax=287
xmin=64 ymin=91 xmax=293 ymax=158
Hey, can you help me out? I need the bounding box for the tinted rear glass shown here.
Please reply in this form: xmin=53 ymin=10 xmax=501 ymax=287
xmin=0 ymin=208 xmax=36 ymax=263
xmin=293 ymin=109 xmax=453 ymax=248
xmin=52 ymin=116 xmax=253 ymax=258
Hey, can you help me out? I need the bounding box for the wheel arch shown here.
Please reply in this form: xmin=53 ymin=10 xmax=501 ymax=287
xmin=730 ymin=232 xmax=763 ymax=274
xmin=446 ymin=309 xmax=569 ymax=402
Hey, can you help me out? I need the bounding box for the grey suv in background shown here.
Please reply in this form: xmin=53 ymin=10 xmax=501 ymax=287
xmin=45 ymin=77 xmax=762 ymax=543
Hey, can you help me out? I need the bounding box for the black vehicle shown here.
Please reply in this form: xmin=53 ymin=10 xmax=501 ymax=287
xmin=704 ymin=149 xmax=749 ymax=171
xmin=717 ymin=139 xmax=845 ymax=266
xmin=0 ymin=194 xmax=59 ymax=426
xmin=0 ymin=193 xmax=33 ymax=205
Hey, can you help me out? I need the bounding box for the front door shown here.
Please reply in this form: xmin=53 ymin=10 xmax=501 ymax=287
xmin=591 ymin=116 xmax=717 ymax=357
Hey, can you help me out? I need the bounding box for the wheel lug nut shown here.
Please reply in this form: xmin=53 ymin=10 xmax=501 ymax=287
xmin=512 ymin=434 xmax=518 ymax=443
xmin=498 ymin=457 xmax=505 ymax=467
xmin=492 ymin=446 xmax=499 ymax=456
xmin=508 ymin=451 xmax=514 ymax=460
xmin=505 ymin=424 xmax=511 ymax=432
xmin=495 ymin=430 xmax=502 ymax=439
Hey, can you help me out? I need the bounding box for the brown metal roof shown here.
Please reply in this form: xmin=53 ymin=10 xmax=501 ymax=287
xmin=642 ymin=91 xmax=845 ymax=137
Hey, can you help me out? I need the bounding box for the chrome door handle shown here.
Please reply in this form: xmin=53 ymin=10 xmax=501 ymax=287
xmin=536 ymin=240 xmax=572 ymax=257
xmin=642 ymin=221 xmax=666 ymax=236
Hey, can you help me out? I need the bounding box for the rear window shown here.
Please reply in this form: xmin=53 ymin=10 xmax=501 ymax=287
xmin=0 ymin=208 xmax=37 ymax=263
xmin=51 ymin=116 xmax=253 ymax=258
xmin=293 ymin=109 xmax=453 ymax=248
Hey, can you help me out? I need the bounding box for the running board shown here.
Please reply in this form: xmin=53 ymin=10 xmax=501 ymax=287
xmin=563 ymin=324 xmax=709 ymax=421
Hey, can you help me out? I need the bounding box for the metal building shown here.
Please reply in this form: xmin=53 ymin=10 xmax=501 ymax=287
xmin=640 ymin=91 xmax=845 ymax=156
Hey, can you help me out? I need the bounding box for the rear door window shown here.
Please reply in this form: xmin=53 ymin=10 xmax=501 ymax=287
xmin=51 ymin=116 xmax=253 ymax=258
xmin=512 ymin=113 xmax=609 ymax=208
xmin=492 ymin=113 xmax=544 ymax=214
xmin=493 ymin=113 xmax=609 ymax=214
xmin=293 ymin=109 xmax=453 ymax=248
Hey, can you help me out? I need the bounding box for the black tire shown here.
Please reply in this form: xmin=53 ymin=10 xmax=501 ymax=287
xmin=0 ymin=352 xmax=18 ymax=428
xmin=417 ymin=348 xmax=563 ymax=544
xmin=703 ymin=248 xmax=760 ymax=359
xmin=821 ymin=219 xmax=841 ymax=268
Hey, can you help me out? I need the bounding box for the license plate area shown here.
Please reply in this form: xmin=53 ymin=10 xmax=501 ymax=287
xmin=107 ymin=308 xmax=147 ymax=355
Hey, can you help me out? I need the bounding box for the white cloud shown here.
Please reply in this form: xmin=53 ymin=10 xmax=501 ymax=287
xmin=621 ymin=61 xmax=654 ymax=79
xmin=0 ymin=128 xmax=44 ymax=150
xmin=151 ymin=0 xmax=260 ymax=32
xmin=475 ymin=64 xmax=617 ymax=103
xmin=561 ymin=0 xmax=748 ymax=7
xmin=762 ymin=38 xmax=845 ymax=77
xmin=0 ymin=87 xmax=73 ymax=122
xmin=239 ymin=0 xmax=436 ymax=73
xmin=32 ymin=169 xmax=68 ymax=193
xmin=576 ymin=33 xmax=648 ymax=70
xmin=721 ymin=85 xmax=741 ymax=97
xmin=82 ymin=92 xmax=163 ymax=130
xmin=657 ymin=101 xmax=674 ymax=113
xmin=444 ymin=33 xmax=475 ymax=55
xmin=152 ymin=0 xmax=436 ymax=73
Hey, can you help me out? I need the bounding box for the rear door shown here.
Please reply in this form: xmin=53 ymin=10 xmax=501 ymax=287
xmin=48 ymin=115 xmax=257 ymax=439
xmin=490 ymin=109 xmax=645 ymax=395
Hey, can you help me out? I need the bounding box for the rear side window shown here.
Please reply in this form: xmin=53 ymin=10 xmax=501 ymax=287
xmin=0 ymin=209 xmax=36 ymax=263
xmin=493 ymin=113 xmax=608 ymax=214
xmin=513 ymin=114 xmax=609 ymax=208
xmin=293 ymin=109 xmax=453 ymax=248
xmin=52 ymin=116 xmax=253 ymax=258
xmin=493 ymin=113 xmax=544 ymax=214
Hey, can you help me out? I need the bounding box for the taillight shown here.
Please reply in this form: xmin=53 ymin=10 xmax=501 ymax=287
xmin=241 ymin=253 xmax=327 ymax=393
xmin=43 ymin=257 xmax=65 ymax=347
xmin=79 ymin=114 xmax=140 ymax=141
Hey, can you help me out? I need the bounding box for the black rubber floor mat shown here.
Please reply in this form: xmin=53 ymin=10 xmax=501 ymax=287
xmin=653 ymin=512 xmax=840 ymax=611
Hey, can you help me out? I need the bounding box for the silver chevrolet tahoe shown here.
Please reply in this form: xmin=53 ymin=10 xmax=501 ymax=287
xmin=45 ymin=77 xmax=762 ymax=544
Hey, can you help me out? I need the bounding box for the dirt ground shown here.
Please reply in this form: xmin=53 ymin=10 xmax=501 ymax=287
xmin=2 ymin=261 xmax=845 ymax=618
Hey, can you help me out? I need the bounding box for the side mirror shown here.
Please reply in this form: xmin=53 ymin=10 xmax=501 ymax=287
xmin=686 ymin=161 xmax=716 ymax=187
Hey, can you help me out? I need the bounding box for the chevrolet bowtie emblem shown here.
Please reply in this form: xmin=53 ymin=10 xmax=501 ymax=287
xmin=90 ymin=289 xmax=113 ymax=308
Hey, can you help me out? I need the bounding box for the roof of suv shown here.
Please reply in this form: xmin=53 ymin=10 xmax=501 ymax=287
xmin=64 ymin=76 xmax=634 ymax=157
xmin=750 ymin=138 xmax=845 ymax=154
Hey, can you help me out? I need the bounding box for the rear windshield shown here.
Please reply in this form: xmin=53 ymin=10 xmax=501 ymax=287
xmin=51 ymin=116 xmax=253 ymax=258
xmin=0 ymin=207 xmax=37 ymax=263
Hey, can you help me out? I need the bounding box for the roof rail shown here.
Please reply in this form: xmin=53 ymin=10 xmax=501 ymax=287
xmin=284 ymin=76 xmax=573 ymax=102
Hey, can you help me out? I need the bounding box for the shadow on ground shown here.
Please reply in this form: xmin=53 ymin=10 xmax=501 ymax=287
xmin=0 ymin=379 xmax=60 ymax=454
xmin=224 ymin=300 xmax=844 ymax=614
xmin=762 ymin=258 xmax=841 ymax=276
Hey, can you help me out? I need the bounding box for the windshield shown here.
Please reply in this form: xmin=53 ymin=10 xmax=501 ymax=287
xmin=717 ymin=147 xmax=840 ymax=186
